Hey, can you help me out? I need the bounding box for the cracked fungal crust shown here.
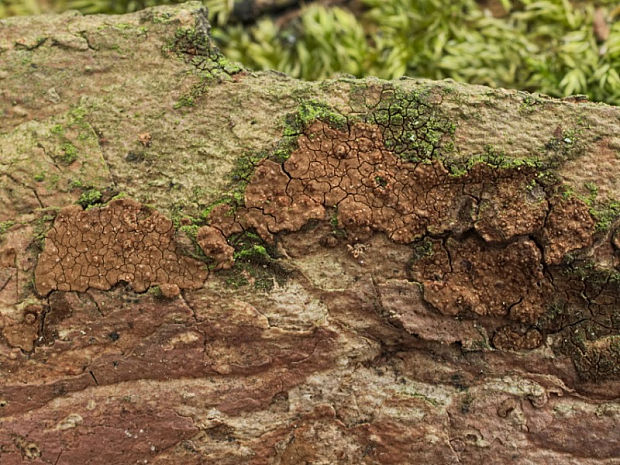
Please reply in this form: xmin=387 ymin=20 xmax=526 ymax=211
xmin=213 ymin=121 xmax=594 ymax=257
xmin=34 ymin=199 xmax=207 ymax=295
xmin=207 ymin=120 xmax=597 ymax=326
xmin=411 ymin=237 xmax=551 ymax=323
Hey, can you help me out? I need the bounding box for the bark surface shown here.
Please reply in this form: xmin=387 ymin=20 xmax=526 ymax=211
xmin=0 ymin=3 xmax=619 ymax=464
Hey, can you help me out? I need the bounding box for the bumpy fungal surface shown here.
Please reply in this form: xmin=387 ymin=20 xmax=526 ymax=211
xmin=34 ymin=199 xmax=207 ymax=296
xmin=206 ymin=119 xmax=602 ymax=327
xmin=411 ymin=237 xmax=550 ymax=323
xmin=540 ymin=196 xmax=596 ymax=265
xmin=212 ymin=121 xmax=595 ymax=259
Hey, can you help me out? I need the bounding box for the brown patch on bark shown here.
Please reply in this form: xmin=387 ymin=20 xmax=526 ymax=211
xmin=196 ymin=225 xmax=234 ymax=270
xmin=377 ymin=279 xmax=489 ymax=348
xmin=34 ymin=199 xmax=207 ymax=296
xmin=492 ymin=325 xmax=543 ymax=351
xmin=472 ymin=169 xmax=548 ymax=243
xmin=411 ymin=237 xmax=550 ymax=323
xmin=215 ymin=122 xmax=557 ymax=248
xmin=540 ymin=196 xmax=595 ymax=265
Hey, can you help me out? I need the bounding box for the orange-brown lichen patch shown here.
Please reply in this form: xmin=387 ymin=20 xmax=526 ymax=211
xmin=34 ymin=199 xmax=207 ymax=296
xmin=540 ymin=196 xmax=595 ymax=265
xmin=196 ymin=225 xmax=234 ymax=270
xmin=411 ymin=237 xmax=551 ymax=323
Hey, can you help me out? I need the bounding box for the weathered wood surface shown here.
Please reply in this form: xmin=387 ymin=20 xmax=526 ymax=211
xmin=0 ymin=2 xmax=619 ymax=464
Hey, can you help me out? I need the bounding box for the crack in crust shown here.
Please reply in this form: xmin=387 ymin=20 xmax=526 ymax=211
xmin=34 ymin=199 xmax=207 ymax=296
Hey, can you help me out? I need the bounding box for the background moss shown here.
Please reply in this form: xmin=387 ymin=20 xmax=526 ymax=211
xmin=1 ymin=0 xmax=619 ymax=104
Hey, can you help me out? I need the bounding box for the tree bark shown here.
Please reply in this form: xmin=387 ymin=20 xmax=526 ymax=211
xmin=0 ymin=2 xmax=619 ymax=464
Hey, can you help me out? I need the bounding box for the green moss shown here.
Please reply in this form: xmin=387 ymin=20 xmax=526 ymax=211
xmin=0 ymin=221 xmax=15 ymax=242
xmin=148 ymin=285 xmax=163 ymax=299
xmin=590 ymin=199 xmax=620 ymax=233
xmin=69 ymin=179 xmax=84 ymax=189
xmin=234 ymin=244 xmax=269 ymax=262
xmin=173 ymin=95 xmax=195 ymax=109
xmin=50 ymin=124 xmax=64 ymax=136
xmin=179 ymin=223 xmax=199 ymax=240
xmin=449 ymin=145 xmax=541 ymax=177
xmin=33 ymin=172 xmax=45 ymax=182
xmin=151 ymin=11 xmax=173 ymax=24
xmin=289 ymin=99 xmax=348 ymax=133
xmin=218 ymin=230 xmax=288 ymax=291
xmin=30 ymin=213 xmax=56 ymax=252
xmin=77 ymin=189 xmax=102 ymax=208
xmin=59 ymin=142 xmax=78 ymax=165
xmin=518 ymin=94 xmax=544 ymax=114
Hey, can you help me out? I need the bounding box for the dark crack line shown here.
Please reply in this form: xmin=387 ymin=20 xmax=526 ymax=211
xmin=89 ymin=122 xmax=118 ymax=188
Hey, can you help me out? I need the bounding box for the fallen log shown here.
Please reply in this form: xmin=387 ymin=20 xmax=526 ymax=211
xmin=0 ymin=2 xmax=618 ymax=464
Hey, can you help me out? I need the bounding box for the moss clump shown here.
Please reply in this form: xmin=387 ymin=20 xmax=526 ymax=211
xmin=173 ymin=95 xmax=195 ymax=109
xmin=148 ymin=285 xmax=163 ymax=299
xmin=50 ymin=124 xmax=64 ymax=135
xmin=287 ymin=99 xmax=348 ymax=134
xmin=219 ymin=230 xmax=288 ymax=291
xmin=449 ymin=144 xmax=542 ymax=176
xmin=234 ymin=244 xmax=270 ymax=262
xmin=29 ymin=213 xmax=56 ymax=252
xmin=59 ymin=142 xmax=78 ymax=165
xmin=77 ymin=189 xmax=102 ymax=208
xmin=0 ymin=221 xmax=15 ymax=243
xmin=590 ymin=200 xmax=620 ymax=233
xmin=271 ymin=99 xmax=350 ymax=164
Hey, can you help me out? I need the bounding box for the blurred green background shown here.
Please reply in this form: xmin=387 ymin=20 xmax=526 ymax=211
xmin=1 ymin=0 xmax=619 ymax=104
